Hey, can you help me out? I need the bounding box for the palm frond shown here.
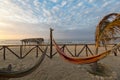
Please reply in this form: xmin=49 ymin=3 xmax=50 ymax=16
xmin=95 ymin=13 xmax=120 ymax=48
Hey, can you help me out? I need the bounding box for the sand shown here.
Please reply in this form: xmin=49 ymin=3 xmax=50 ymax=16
xmin=0 ymin=45 xmax=120 ymax=80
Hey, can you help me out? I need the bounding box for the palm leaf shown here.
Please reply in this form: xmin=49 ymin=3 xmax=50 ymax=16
xmin=95 ymin=13 xmax=120 ymax=48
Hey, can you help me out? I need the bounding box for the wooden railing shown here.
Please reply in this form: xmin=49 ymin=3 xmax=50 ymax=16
xmin=0 ymin=43 xmax=118 ymax=60
xmin=0 ymin=44 xmax=47 ymax=60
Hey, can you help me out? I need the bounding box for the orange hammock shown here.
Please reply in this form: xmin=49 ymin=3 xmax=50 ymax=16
xmin=53 ymin=39 xmax=111 ymax=64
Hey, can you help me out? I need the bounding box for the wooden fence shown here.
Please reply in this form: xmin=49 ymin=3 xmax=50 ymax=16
xmin=0 ymin=45 xmax=47 ymax=60
xmin=0 ymin=43 xmax=118 ymax=60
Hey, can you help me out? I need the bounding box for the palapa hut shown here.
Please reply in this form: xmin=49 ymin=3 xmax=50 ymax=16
xmin=21 ymin=38 xmax=44 ymax=45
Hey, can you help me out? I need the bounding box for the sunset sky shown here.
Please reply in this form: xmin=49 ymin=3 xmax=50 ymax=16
xmin=0 ymin=0 xmax=120 ymax=40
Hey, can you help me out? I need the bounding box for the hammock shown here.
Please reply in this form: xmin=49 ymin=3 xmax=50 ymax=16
xmin=53 ymin=39 xmax=112 ymax=64
xmin=0 ymin=46 xmax=48 ymax=78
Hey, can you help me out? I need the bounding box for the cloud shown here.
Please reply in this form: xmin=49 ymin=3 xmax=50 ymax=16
xmin=0 ymin=0 xmax=40 ymax=23
xmin=33 ymin=0 xmax=41 ymax=10
xmin=88 ymin=0 xmax=95 ymax=3
xmin=52 ymin=6 xmax=59 ymax=12
xmin=77 ymin=2 xmax=83 ymax=7
xmin=102 ymin=1 xmax=111 ymax=8
xmin=61 ymin=1 xmax=67 ymax=7
xmin=0 ymin=0 xmax=120 ymax=40
xmin=0 ymin=20 xmax=51 ymax=39
xmin=42 ymin=8 xmax=52 ymax=17
xmin=54 ymin=28 xmax=95 ymax=40
xmin=50 ymin=0 xmax=58 ymax=3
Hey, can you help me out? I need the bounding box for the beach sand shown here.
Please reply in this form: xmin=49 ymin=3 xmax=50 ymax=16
xmin=0 ymin=45 xmax=120 ymax=80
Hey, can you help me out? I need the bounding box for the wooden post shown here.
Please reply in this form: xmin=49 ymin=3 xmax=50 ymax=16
xmin=36 ymin=45 xmax=39 ymax=57
xmin=50 ymin=28 xmax=54 ymax=59
xmin=85 ymin=44 xmax=88 ymax=56
xmin=75 ymin=44 xmax=77 ymax=56
xmin=3 ymin=46 xmax=6 ymax=60
xmin=20 ymin=45 xmax=23 ymax=59
xmin=62 ymin=45 xmax=66 ymax=52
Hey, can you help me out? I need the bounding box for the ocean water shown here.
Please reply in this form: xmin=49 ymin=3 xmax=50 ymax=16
xmin=0 ymin=40 xmax=21 ymax=45
xmin=0 ymin=39 xmax=95 ymax=45
xmin=54 ymin=39 xmax=95 ymax=44
xmin=0 ymin=39 xmax=119 ymax=45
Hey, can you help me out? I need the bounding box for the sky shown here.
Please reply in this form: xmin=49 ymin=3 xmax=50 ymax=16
xmin=0 ymin=0 xmax=120 ymax=40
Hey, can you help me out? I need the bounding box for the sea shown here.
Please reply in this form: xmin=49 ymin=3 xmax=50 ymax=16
xmin=0 ymin=39 xmax=95 ymax=45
